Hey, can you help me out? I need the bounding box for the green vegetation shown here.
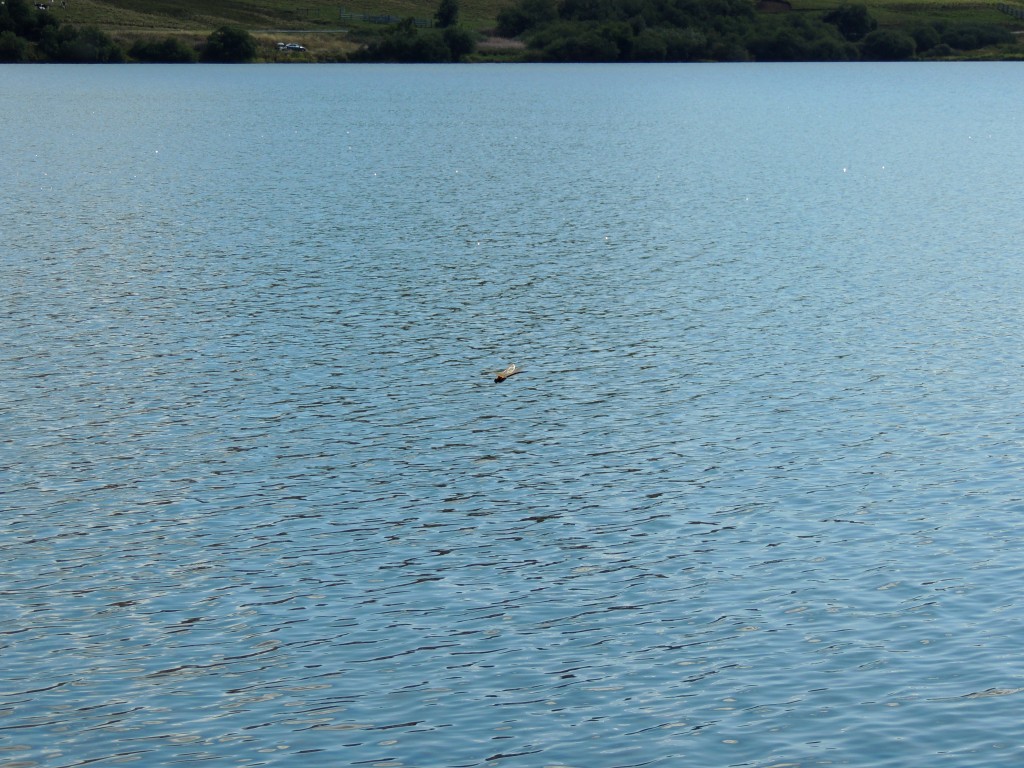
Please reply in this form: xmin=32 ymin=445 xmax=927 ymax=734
xmin=822 ymin=3 xmax=875 ymax=39
xmin=435 ymin=0 xmax=461 ymax=25
xmin=202 ymin=25 xmax=257 ymax=61
xmin=0 ymin=0 xmax=125 ymax=61
xmin=495 ymin=0 xmax=1024 ymax=60
xmin=352 ymin=15 xmax=476 ymax=59
xmin=1 ymin=0 xmax=1022 ymax=61
xmin=129 ymin=35 xmax=197 ymax=62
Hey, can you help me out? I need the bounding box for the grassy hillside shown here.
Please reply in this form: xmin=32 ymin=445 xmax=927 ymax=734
xmin=793 ymin=0 xmax=1018 ymax=27
xmin=54 ymin=0 xmax=1024 ymax=33
xmin=54 ymin=0 xmax=512 ymax=33
xmin=42 ymin=0 xmax=516 ymax=59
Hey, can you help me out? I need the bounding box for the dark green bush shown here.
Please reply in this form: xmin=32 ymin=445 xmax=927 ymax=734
xmin=1 ymin=0 xmax=58 ymax=43
xmin=748 ymin=16 xmax=857 ymax=61
xmin=860 ymin=29 xmax=916 ymax=60
xmin=926 ymin=42 xmax=954 ymax=58
xmin=910 ymin=25 xmax=940 ymax=53
xmin=661 ymin=27 xmax=710 ymax=61
xmin=496 ymin=0 xmax=558 ymax=37
xmin=0 ymin=29 xmax=27 ymax=61
xmin=39 ymin=24 xmax=125 ymax=62
xmin=559 ymin=0 xmax=618 ymax=22
xmin=435 ymin=0 xmax=460 ymax=28
xmin=443 ymin=26 xmax=476 ymax=60
xmin=356 ymin=19 xmax=474 ymax=62
xmin=529 ymin=21 xmax=622 ymax=60
xmin=1 ymin=0 xmax=33 ymax=36
xmin=822 ymin=4 xmax=876 ymax=42
xmin=940 ymin=24 xmax=1014 ymax=51
xmin=202 ymin=26 xmax=256 ymax=62
xmin=632 ymin=28 xmax=668 ymax=61
xmin=130 ymin=36 xmax=197 ymax=63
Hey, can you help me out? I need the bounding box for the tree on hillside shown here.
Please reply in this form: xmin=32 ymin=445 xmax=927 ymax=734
xmin=496 ymin=0 xmax=558 ymax=37
xmin=355 ymin=17 xmax=475 ymax=62
xmin=495 ymin=0 xmax=763 ymax=61
xmin=39 ymin=24 xmax=125 ymax=62
xmin=443 ymin=25 xmax=475 ymax=58
xmin=528 ymin=20 xmax=622 ymax=60
xmin=131 ymin=36 xmax=197 ymax=63
xmin=1 ymin=0 xmax=87 ymax=61
xmin=939 ymin=24 xmax=1014 ymax=50
xmin=0 ymin=30 xmax=27 ymax=61
xmin=910 ymin=25 xmax=940 ymax=54
xmin=822 ymin=4 xmax=876 ymax=42
xmin=860 ymin=28 xmax=915 ymax=59
xmin=748 ymin=15 xmax=857 ymax=60
xmin=497 ymin=0 xmax=755 ymax=43
xmin=435 ymin=0 xmax=460 ymax=28
xmin=1 ymin=0 xmax=58 ymax=44
xmin=203 ymin=26 xmax=256 ymax=62
xmin=1 ymin=0 xmax=33 ymax=32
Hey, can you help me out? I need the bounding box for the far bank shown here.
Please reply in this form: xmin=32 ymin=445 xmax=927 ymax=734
xmin=4 ymin=0 xmax=1024 ymax=62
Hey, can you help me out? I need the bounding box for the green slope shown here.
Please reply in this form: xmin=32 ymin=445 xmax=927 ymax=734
xmin=54 ymin=0 xmax=513 ymax=33
xmin=33 ymin=0 xmax=1024 ymax=61
xmin=56 ymin=0 xmax=1024 ymax=34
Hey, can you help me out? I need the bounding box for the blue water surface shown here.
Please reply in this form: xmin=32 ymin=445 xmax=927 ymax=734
xmin=2 ymin=63 xmax=1024 ymax=768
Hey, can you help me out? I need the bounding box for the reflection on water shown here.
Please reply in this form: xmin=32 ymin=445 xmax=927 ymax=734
xmin=2 ymin=63 xmax=1024 ymax=768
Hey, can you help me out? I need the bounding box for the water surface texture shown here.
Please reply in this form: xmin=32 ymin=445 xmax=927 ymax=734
xmin=3 ymin=63 xmax=1024 ymax=768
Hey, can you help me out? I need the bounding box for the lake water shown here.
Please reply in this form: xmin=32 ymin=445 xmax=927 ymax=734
xmin=3 ymin=62 xmax=1024 ymax=768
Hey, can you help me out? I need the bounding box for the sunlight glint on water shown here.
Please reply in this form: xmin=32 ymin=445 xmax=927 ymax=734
xmin=2 ymin=63 xmax=1024 ymax=768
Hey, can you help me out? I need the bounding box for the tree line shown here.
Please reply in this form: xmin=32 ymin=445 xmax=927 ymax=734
xmin=494 ymin=0 xmax=1017 ymax=61
xmin=0 ymin=0 xmax=258 ymax=62
xmin=0 ymin=0 xmax=473 ymax=62
xmin=1 ymin=0 xmax=1016 ymax=63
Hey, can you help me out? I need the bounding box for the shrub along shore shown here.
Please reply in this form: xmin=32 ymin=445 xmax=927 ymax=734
xmin=2 ymin=0 xmax=1023 ymax=62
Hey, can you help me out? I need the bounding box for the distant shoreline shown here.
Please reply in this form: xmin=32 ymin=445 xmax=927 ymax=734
xmin=4 ymin=0 xmax=1024 ymax=63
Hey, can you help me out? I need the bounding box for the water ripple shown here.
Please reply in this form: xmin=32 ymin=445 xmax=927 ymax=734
xmin=3 ymin=63 xmax=1024 ymax=768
